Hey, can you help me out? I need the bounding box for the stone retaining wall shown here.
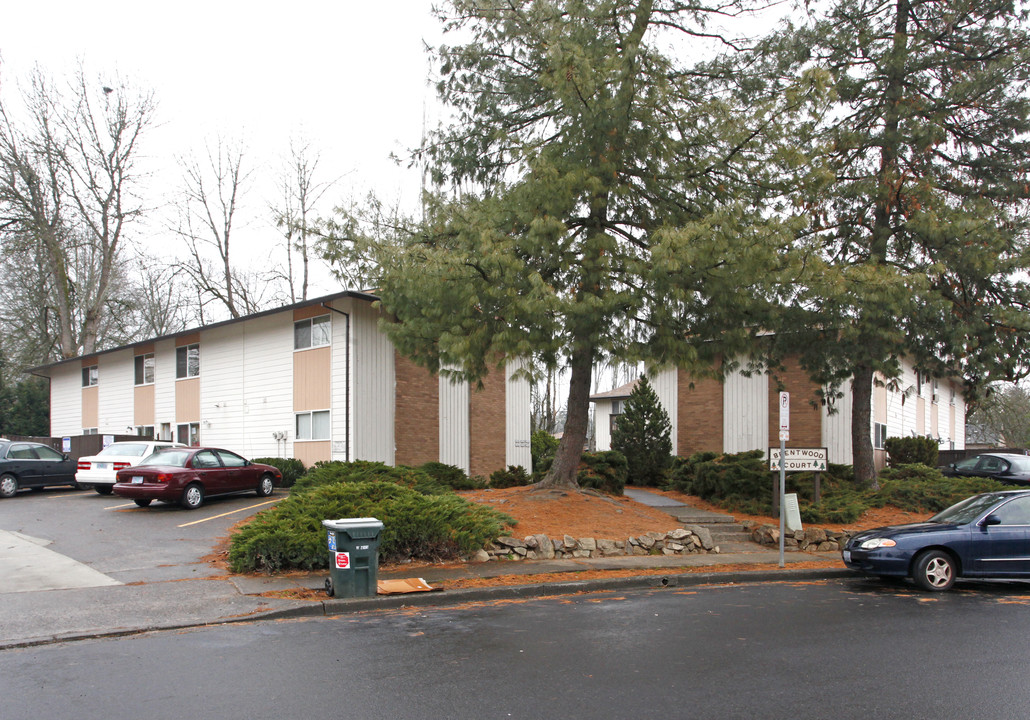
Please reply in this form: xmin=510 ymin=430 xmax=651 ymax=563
xmin=742 ymin=521 xmax=853 ymax=552
xmin=473 ymin=526 xmax=721 ymax=563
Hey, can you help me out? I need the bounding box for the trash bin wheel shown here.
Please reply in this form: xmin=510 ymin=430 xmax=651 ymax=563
xmin=325 ymin=577 xmax=334 ymax=597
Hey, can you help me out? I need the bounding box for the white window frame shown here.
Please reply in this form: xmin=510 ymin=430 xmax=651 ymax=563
xmin=296 ymin=410 xmax=331 ymax=441
xmin=176 ymin=344 xmax=200 ymax=379
xmin=82 ymin=427 xmax=98 ymax=435
xmin=82 ymin=365 xmax=98 ymax=387
xmin=177 ymin=422 xmax=200 ymax=446
xmin=874 ymin=422 xmax=888 ymax=450
xmin=294 ymin=315 xmax=331 ymax=351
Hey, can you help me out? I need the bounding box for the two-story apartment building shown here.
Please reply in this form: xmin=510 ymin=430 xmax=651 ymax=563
xmin=31 ymin=291 xmax=531 ymax=476
xmin=591 ymin=356 xmax=965 ymax=469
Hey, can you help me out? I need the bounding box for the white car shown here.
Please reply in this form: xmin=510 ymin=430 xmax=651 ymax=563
xmin=76 ymin=441 xmax=185 ymax=495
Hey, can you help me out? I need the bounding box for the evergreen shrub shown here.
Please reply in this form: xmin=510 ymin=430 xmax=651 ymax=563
xmin=610 ymin=376 xmax=673 ymax=486
xmin=576 ymin=451 xmax=628 ymax=495
xmin=293 ymin=460 xmax=449 ymax=496
xmin=228 ymin=480 xmax=514 ymax=573
xmin=531 ymin=429 xmax=560 ymax=472
xmin=418 ymin=461 xmax=486 ymax=490
xmin=251 ymin=457 xmax=305 ymax=488
xmin=490 ymin=465 xmax=532 ymax=488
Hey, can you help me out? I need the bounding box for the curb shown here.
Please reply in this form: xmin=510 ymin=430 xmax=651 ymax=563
xmin=0 ymin=567 xmax=854 ymax=651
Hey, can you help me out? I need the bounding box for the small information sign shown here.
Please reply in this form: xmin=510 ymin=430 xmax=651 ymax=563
xmin=784 ymin=493 xmax=803 ymax=532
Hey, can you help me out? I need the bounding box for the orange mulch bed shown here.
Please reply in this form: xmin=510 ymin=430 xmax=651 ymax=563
xmin=458 ymin=485 xmax=921 ymax=540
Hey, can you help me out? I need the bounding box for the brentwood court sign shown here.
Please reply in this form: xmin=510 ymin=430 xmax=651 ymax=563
xmin=768 ymin=447 xmax=829 ymax=472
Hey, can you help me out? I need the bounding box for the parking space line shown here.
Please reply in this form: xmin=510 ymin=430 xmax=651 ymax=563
xmin=106 ymin=501 xmax=139 ymax=510
xmin=49 ymin=491 xmax=95 ymax=499
xmin=177 ymin=498 xmax=282 ymax=528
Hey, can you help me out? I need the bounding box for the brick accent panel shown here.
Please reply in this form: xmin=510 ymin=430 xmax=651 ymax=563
xmin=469 ymin=369 xmax=507 ymax=478
xmin=767 ymin=358 xmax=822 ymax=447
xmin=393 ymin=352 xmax=439 ymax=467
xmin=677 ymin=362 xmax=724 ymax=456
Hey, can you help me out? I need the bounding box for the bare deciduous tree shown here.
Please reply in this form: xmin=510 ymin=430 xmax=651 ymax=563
xmin=0 ymin=63 xmax=154 ymax=359
xmin=271 ymin=139 xmax=336 ymax=303
xmin=173 ymin=138 xmax=276 ymax=319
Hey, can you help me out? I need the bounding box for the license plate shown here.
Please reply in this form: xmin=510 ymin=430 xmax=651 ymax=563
xmin=96 ymin=462 xmax=109 ymax=470
xmin=842 ymin=550 xmax=851 ymax=563
xmin=131 ymin=476 xmax=144 ymax=484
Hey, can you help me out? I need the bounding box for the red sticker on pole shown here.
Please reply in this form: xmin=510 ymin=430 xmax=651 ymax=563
xmin=334 ymin=552 xmax=351 ymax=570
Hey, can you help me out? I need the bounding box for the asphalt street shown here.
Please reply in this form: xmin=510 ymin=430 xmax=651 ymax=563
xmin=4 ymin=579 xmax=1030 ymax=720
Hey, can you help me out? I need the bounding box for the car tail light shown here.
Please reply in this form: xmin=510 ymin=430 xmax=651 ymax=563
xmin=113 ymin=462 xmax=131 ymax=471
xmin=77 ymin=461 xmax=91 ymax=470
xmin=155 ymin=473 xmax=172 ymax=483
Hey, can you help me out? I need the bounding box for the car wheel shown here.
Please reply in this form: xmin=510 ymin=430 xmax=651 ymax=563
xmin=180 ymin=483 xmax=204 ymax=510
xmin=913 ymin=550 xmax=956 ymax=592
xmin=0 ymin=473 xmax=19 ymax=498
xmin=95 ymin=486 xmax=113 ymax=495
xmin=134 ymin=498 xmax=152 ymax=507
xmin=256 ymin=474 xmax=275 ymax=497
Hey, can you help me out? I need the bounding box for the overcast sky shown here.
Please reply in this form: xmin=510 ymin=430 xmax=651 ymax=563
xmin=0 ymin=1 xmax=442 ymax=296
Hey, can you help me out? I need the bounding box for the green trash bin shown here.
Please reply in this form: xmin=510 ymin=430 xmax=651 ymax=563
xmin=323 ymin=517 xmax=384 ymax=598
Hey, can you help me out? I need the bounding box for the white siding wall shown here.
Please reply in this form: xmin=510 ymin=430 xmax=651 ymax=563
xmin=154 ymin=339 xmax=177 ymax=438
xmin=439 ymin=374 xmax=470 ymax=473
xmin=238 ymin=312 xmax=295 ymax=459
xmin=329 ymin=299 xmax=352 ymax=461
xmin=823 ymin=379 xmax=854 ymax=465
xmin=593 ymin=400 xmax=614 ymax=451
xmin=652 ymin=367 xmax=678 ymax=457
xmin=723 ymin=368 xmax=768 ymax=453
xmin=199 ymin=323 xmax=246 ymax=451
xmin=506 ymin=360 xmax=532 ymax=469
xmin=48 ymin=364 xmax=82 ymax=437
xmin=97 ymin=349 xmax=134 ymax=434
xmin=350 ymin=301 xmax=394 ymax=463
xmin=953 ymin=385 xmax=966 ymax=450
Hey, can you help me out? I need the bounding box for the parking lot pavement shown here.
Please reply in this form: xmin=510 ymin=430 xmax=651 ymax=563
xmin=0 ymin=530 xmax=121 ymax=593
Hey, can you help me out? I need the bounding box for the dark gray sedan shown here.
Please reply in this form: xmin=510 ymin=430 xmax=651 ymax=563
xmin=0 ymin=439 xmax=78 ymax=497
xmin=940 ymin=452 xmax=1030 ymax=485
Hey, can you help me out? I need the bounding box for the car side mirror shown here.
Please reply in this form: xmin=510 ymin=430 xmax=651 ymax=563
xmin=982 ymin=515 xmax=1002 ymax=527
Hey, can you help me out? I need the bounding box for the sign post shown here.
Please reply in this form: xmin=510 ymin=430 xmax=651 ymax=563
xmin=778 ymin=392 xmax=789 ymax=568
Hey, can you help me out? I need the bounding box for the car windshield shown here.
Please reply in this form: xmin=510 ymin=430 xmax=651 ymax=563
xmin=929 ymin=492 xmax=1013 ymax=525
xmin=138 ymin=449 xmax=191 ymax=468
xmin=98 ymin=443 xmax=150 ymax=457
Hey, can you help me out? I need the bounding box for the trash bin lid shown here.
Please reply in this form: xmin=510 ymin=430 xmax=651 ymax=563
xmin=322 ymin=517 xmax=384 ymax=532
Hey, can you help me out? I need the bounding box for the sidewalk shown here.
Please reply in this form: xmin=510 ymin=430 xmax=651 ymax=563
xmin=0 ymin=490 xmax=852 ymax=651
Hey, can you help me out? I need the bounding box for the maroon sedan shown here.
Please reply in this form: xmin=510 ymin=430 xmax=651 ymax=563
xmin=113 ymin=447 xmax=282 ymax=509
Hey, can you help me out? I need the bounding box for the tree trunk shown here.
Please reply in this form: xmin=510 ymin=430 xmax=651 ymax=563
xmin=536 ymin=340 xmax=594 ymax=489
xmin=852 ymin=364 xmax=878 ymax=488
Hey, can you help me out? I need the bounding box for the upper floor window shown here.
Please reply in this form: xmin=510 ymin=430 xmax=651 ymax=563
xmin=176 ymin=344 xmax=200 ymax=379
xmin=134 ymin=353 xmax=155 ymax=385
xmin=294 ymin=315 xmax=331 ymax=350
xmin=82 ymin=365 xmax=98 ymax=387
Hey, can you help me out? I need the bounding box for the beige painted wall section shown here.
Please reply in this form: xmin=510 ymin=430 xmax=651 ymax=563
xmin=134 ymin=386 xmax=155 ymax=425
xmin=81 ymin=386 xmax=98 ymax=428
xmin=294 ymin=440 xmax=331 ymax=468
xmin=176 ymin=378 xmax=200 ymax=422
xmin=294 ymin=347 xmax=331 ymax=411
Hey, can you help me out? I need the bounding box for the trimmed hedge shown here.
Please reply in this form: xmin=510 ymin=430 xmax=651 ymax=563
xmin=884 ymin=436 xmax=939 ymax=467
xmin=418 ymin=461 xmax=487 ymax=490
xmin=228 ymin=480 xmax=514 ymax=573
xmin=293 ymin=460 xmax=450 ymax=496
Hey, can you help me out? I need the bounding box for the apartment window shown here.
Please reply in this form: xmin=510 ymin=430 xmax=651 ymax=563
xmin=134 ymin=353 xmax=155 ymax=385
xmin=176 ymin=344 xmax=200 ymax=379
xmin=82 ymin=428 xmax=98 ymax=435
xmin=82 ymin=365 xmax=98 ymax=387
xmin=609 ymin=400 xmax=624 ymax=438
xmin=135 ymin=425 xmax=155 ymax=437
xmin=296 ymin=410 xmax=330 ymax=440
xmin=874 ymin=422 xmax=888 ymax=450
xmin=177 ymin=422 xmax=200 ymax=446
xmin=294 ymin=315 xmax=331 ymax=350
xmin=915 ymin=372 xmax=924 ymax=397
xmin=932 ymin=379 xmax=940 ymax=404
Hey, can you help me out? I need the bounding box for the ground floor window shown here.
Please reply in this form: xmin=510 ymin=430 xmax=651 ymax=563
xmin=177 ymin=423 xmax=200 ymax=446
xmin=82 ymin=428 xmax=98 ymax=435
xmin=135 ymin=425 xmax=154 ymax=437
xmin=874 ymin=422 xmax=888 ymax=450
xmin=296 ymin=410 xmax=330 ymax=441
